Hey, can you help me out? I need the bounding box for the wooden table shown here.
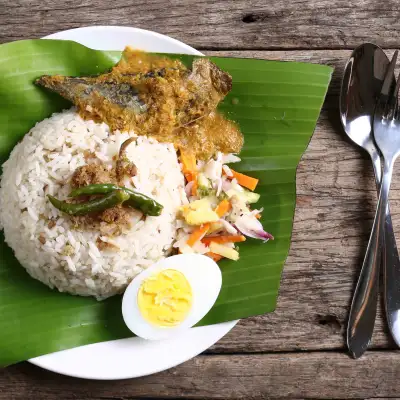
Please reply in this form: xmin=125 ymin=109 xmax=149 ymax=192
xmin=2 ymin=1 xmax=400 ymax=398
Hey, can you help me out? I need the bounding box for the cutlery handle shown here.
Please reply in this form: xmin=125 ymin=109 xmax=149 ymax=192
xmin=347 ymin=157 xmax=392 ymax=358
xmin=372 ymin=154 xmax=400 ymax=347
xmin=382 ymin=210 xmax=400 ymax=346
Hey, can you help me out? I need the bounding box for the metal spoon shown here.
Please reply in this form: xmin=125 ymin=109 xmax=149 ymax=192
xmin=340 ymin=43 xmax=400 ymax=357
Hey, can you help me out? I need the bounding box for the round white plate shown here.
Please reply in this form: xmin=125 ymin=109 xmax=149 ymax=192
xmin=28 ymin=26 xmax=237 ymax=380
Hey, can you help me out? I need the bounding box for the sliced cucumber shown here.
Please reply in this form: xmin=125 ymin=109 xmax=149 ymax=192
xmin=225 ymin=188 xmax=260 ymax=204
xmin=198 ymin=173 xmax=211 ymax=190
xmin=197 ymin=173 xmax=213 ymax=197
xmin=242 ymin=190 xmax=260 ymax=204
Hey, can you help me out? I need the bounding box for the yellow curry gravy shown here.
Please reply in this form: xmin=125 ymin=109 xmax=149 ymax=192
xmin=76 ymin=48 xmax=244 ymax=159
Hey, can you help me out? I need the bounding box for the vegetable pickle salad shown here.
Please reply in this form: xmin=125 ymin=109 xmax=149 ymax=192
xmin=176 ymin=150 xmax=274 ymax=262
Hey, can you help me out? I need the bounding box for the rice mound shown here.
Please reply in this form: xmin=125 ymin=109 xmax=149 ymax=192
xmin=0 ymin=109 xmax=187 ymax=299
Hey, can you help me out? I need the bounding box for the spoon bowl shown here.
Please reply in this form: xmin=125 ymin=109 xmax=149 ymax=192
xmin=340 ymin=43 xmax=389 ymax=157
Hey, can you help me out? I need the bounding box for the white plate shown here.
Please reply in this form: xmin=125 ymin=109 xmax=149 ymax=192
xmin=28 ymin=26 xmax=237 ymax=380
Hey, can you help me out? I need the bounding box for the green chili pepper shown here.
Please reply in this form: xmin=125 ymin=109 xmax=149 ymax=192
xmin=48 ymin=190 xmax=129 ymax=216
xmin=69 ymin=184 xmax=119 ymax=197
xmin=122 ymin=187 xmax=163 ymax=216
xmin=68 ymin=184 xmax=163 ymax=216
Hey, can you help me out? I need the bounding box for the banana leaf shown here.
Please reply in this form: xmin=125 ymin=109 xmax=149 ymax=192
xmin=0 ymin=39 xmax=332 ymax=366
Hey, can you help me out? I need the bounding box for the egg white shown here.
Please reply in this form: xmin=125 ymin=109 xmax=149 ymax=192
xmin=122 ymin=254 xmax=222 ymax=340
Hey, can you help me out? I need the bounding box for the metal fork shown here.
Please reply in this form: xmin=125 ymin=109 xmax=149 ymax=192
xmin=348 ymin=50 xmax=400 ymax=352
xmin=373 ymin=51 xmax=400 ymax=342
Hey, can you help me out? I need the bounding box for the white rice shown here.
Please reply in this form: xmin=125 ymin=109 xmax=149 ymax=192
xmin=0 ymin=109 xmax=187 ymax=299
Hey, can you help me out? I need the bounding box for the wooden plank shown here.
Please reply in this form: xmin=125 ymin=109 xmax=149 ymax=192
xmin=1 ymin=1 xmax=400 ymax=50
xmin=205 ymin=49 xmax=399 ymax=353
xmin=1 ymin=11 xmax=400 ymax=398
xmin=2 ymin=352 xmax=400 ymax=399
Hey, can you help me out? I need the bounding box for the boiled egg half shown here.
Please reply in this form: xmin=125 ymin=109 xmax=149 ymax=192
xmin=122 ymin=254 xmax=222 ymax=340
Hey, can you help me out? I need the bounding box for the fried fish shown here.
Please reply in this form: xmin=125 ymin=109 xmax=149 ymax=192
xmin=36 ymin=48 xmax=243 ymax=159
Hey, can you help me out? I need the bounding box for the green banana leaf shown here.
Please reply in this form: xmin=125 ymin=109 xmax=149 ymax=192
xmin=0 ymin=39 xmax=332 ymax=366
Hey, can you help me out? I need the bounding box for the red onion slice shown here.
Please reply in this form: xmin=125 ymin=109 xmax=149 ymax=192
xmin=234 ymin=214 xmax=274 ymax=242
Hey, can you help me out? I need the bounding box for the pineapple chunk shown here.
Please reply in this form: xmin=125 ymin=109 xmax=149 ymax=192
xmin=209 ymin=242 xmax=239 ymax=261
xmin=182 ymin=198 xmax=209 ymax=211
xmin=181 ymin=198 xmax=219 ymax=226
xmin=208 ymin=221 xmax=224 ymax=234
xmin=185 ymin=209 xmax=219 ymax=225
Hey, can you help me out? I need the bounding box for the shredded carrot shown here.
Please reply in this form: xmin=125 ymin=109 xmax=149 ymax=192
xmin=202 ymin=235 xmax=246 ymax=245
xmin=186 ymin=171 xmax=197 ymax=182
xmin=215 ymin=199 xmax=231 ymax=217
xmin=229 ymin=169 xmax=259 ymax=191
xmin=206 ymin=252 xmax=223 ymax=262
xmin=255 ymin=213 xmax=261 ymax=219
xmin=191 ymin=180 xmax=198 ymax=196
xmin=187 ymin=223 xmax=210 ymax=246
xmin=180 ymin=148 xmax=197 ymax=182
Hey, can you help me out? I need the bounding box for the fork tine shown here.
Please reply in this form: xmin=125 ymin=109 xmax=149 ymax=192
xmin=382 ymin=50 xmax=398 ymax=97
xmin=394 ymin=69 xmax=400 ymax=99
xmin=392 ymin=66 xmax=400 ymax=118
xmin=393 ymin=69 xmax=400 ymax=120
xmin=380 ymin=50 xmax=398 ymax=118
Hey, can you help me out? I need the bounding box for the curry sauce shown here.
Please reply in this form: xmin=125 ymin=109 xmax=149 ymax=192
xmin=36 ymin=48 xmax=244 ymax=159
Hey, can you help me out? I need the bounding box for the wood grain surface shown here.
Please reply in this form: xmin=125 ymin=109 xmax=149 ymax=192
xmin=1 ymin=0 xmax=400 ymax=50
xmin=2 ymin=1 xmax=400 ymax=398
xmin=3 ymin=352 xmax=400 ymax=399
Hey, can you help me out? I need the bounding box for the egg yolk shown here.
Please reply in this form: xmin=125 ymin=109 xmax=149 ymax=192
xmin=137 ymin=269 xmax=193 ymax=327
